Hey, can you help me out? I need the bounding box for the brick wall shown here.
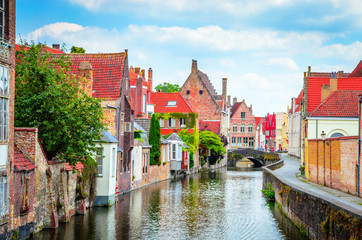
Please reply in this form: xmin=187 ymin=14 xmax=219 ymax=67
xmin=308 ymin=136 xmax=360 ymax=197
xmin=230 ymin=101 xmax=256 ymax=149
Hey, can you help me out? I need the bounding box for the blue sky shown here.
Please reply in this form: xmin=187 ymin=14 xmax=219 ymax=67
xmin=17 ymin=0 xmax=362 ymax=116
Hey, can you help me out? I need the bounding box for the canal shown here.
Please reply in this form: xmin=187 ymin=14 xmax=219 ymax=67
xmin=32 ymin=168 xmax=307 ymax=240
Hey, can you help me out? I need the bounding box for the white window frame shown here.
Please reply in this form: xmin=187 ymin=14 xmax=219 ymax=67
xmin=159 ymin=119 xmax=164 ymax=127
xmin=143 ymin=94 xmax=146 ymax=113
xmin=240 ymin=124 xmax=245 ymax=133
xmin=0 ymin=176 xmax=8 ymax=219
xmin=248 ymin=125 xmax=253 ymax=133
xmin=112 ymin=147 xmax=116 ymax=178
xmin=231 ymin=137 xmax=236 ymax=147
xmin=233 ymin=125 xmax=237 ymax=132
xmin=172 ymin=144 xmax=176 ymax=160
xmin=0 ymin=0 xmax=4 ymax=40
xmin=96 ymin=148 xmax=103 ymax=177
xmin=0 ymin=65 xmax=9 ymax=143
xmin=163 ymin=147 xmax=166 ymax=162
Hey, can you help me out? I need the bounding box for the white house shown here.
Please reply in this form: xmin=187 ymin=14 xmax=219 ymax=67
xmin=94 ymin=130 xmax=118 ymax=206
xmin=167 ymin=133 xmax=188 ymax=171
xmin=307 ymin=90 xmax=361 ymax=139
xmin=288 ymin=91 xmax=302 ymax=158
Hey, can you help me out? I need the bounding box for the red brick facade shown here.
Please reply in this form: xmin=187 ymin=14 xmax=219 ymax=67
xmin=180 ymin=60 xmax=225 ymax=135
xmin=229 ymin=100 xmax=256 ymax=149
xmin=265 ymin=113 xmax=276 ymax=152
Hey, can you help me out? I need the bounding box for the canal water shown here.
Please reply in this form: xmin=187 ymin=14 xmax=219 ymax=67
xmin=32 ymin=168 xmax=307 ymax=240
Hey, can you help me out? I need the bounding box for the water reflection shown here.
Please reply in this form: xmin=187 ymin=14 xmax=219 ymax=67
xmin=32 ymin=168 xmax=306 ymax=240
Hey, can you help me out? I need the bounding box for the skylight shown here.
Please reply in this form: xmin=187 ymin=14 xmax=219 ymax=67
xmin=167 ymin=101 xmax=177 ymax=106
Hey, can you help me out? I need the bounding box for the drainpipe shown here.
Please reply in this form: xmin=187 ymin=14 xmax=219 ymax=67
xmin=316 ymin=119 xmax=318 ymax=139
xmin=106 ymin=105 xmax=120 ymax=140
xmin=357 ymin=96 xmax=361 ymax=197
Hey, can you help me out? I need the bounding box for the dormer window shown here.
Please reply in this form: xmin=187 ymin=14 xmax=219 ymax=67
xmin=167 ymin=101 xmax=177 ymax=106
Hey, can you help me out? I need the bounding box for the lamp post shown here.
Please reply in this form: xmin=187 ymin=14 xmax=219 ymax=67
xmin=321 ymin=131 xmax=326 ymax=140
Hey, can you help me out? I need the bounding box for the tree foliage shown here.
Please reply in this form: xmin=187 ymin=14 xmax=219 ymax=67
xmin=15 ymin=43 xmax=105 ymax=166
xmin=155 ymin=82 xmax=180 ymax=93
xmin=199 ymin=131 xmax=226 ymax=154
xmin=70 ymin=46 xmax=85 ymax=53
xmin=149 ymin=114 xmax=161 ymax=165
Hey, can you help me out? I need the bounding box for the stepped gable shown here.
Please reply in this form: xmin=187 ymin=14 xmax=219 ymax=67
xmin=65 ymin=53 xmax=127 ymax=100
xmin=309 ymin=90 xmax=362 ymax=118
xmin=230 ymin=102 xmax=242 ymax=118
xmin=197 ymin=70 xmax=218 ymax=98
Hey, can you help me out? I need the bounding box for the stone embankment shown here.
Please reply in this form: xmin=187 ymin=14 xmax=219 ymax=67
xmin=262 ymin=154 xmax=362 ymax=240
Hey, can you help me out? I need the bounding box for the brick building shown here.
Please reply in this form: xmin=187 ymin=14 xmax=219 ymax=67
xmin=0 ymin=0 xmax=16 ymax=238
xmin=179 ymin=60 xmax=228 ymax=136
xmin=301 ymin=63 xmax=362 ymax=179
xmin=229 ymin=99 xmax=256 ymax=149
xmin=265 ymin=113 xmax=276 ymax=152
xmin=66 ymin=52 xmax=134 ymax=194
xmin=129 ymin=66 xmax=154 ymax=118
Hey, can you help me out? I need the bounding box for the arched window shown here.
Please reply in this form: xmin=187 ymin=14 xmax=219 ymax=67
xmin=330 ymin=132 xmax=344 ymax=138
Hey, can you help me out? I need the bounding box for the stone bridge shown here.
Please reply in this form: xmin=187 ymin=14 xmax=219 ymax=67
xmin=228 ymin=149 xmax=277 ymax=167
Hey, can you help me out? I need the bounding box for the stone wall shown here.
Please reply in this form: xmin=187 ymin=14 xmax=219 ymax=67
xmin=263 ymin=167 xmax=362 ymax=239
xmin=308 ymin=136 xmax=361 ymax=197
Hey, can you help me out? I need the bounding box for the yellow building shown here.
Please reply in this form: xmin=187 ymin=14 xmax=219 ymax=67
xmin=282 ymin=106 xmax=289 ymax=151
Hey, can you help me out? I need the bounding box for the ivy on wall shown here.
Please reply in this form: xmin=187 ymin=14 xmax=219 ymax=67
xmin=153 ymin=112 xmax=198 ymax=129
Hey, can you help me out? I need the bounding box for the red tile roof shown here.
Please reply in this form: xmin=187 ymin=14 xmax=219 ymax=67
xmin=230 ymin=102 xmax=242 ymax=118
xmin=150 ymin=92 xmax=196 ymax=113
xmin=199 ymin=120 xmax=220 ymax=135
xmin=15 ymin=44 xmax=64 ymax=54
xmin=66 ymin=53 xmax=126 ymax=100
xmin=255 ymin=117 xmax=262 ymax=127
xmin=14 ymin=147 xmax=36 ymax=171
xmin=65 ymin=162 xmax=84 ymax=172
xmin=309 ymin=90 xmax=362 ymax=118
xmin=130 ymin=70 xmax=148 ymax=87
xmin=349 ymin=61 xmax=362 ymax=77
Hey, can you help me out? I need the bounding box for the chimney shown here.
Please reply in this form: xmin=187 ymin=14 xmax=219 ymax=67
xmin=135 ymin=67 xmax=140 ymax=74
xmin=148 ymin=68 xmax=153 ymax=92
xmin=321 ymin=72 xmax=338 ymax=102
xmin=308 ymin=66 xmax=311 ymax=74
xmin=78 ymin=61 xmax=93 ymax=97
xmin=233 ymin=97 xmax=237 ymax=105
xmin=130 ymin=66 xmax=134 ymax=73
xmin=222 ymin=78 xmax=227 ymax=110
xmin=52 ymin=44 xmax=60 ymax=50
xmin=227 ymin=95 xmax=231 ymax=108
xmin=192 ymin=60 xmax=197 ymax=73
xmin=141 ymin=69 xmax=145 ymax=78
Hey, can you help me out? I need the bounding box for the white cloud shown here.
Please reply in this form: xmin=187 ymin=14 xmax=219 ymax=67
xmin=266 ymin=57 xmax=299 ymax=71
xmin=28 ymin=22 xmax=84 ymax=40
xmin=317 ymin=41 xmax=362 ymax=61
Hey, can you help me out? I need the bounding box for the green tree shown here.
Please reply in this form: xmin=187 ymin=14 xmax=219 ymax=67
xmin=70 ymin=46 xmax=85 ymax=53
xmin=155 ymin=82 xmax=180 ymax=93
xmin=149 ymin=114 xmax=161 ymax=165
xmin=15 ymin=43 xmax=105 ymax=166
xmin=199 ymin=131 xmax=226 ymax=154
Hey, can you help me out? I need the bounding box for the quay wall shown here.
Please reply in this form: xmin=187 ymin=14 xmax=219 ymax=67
xmin=262 ymin=161 xmax=362 ymax=240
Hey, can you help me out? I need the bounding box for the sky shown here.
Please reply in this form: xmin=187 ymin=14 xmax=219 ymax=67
xmin=16 ymin=0 xmax=362 ymax=116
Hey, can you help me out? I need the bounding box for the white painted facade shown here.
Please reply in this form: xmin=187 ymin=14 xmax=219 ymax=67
xmin=132 ymin=140 xmax=143 ymax=185
xmin=95 ymin=141 xmax=118 ymax=206
xmin=306 ymin=117 xmax=358 ymax=139
xmin=275 ymin=112 xmax=285 ymax=151
xmin=288 ymin=111 xmax=301 ymax=158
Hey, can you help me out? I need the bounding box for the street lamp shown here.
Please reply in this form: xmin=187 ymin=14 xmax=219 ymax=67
xmin=321 ymin=131 xmax=326 ymax=140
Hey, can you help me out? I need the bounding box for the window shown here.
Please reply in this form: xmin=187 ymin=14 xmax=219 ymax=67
xmin=249 ymin=137 xmax=254 ymax=147
xmin=178 ymin=145 xmax=182 ymax=159
xmin=21 ymin=174 xmax=30 ymax=213
xmin=168 ymin=118 xmax=175 ymax=127
xmin=0 ymin=1 xmax=4 ymax=40
xmin=240 ymin=124 xmax=245 ymax=133
xmin=237 ymin=137 xmax=242 ymax=147
xmin=186 ymin=90 xmax=190 ymax=95
xmin=248 ymin=125 xmax=253 ymax=133
xmin=96 ymin=148 xmax=103 ymax=177
xmin=163 ymin=147 xmax=166 ymax=162
xmin=142 ymin=153 xmax=145 ymax=174
xmin=159 ymin=119 xmax=164 ymax=127
xmin=143 ymin=95 xmax=146 ymax=113
xmin=167 ymin=101 xmax=177 ymax=106
xmin=243 ymin=137 xmax=248 ymax=147
xmin=199 ymin=90 xmax=203 ymax=95
xmin=125 ymin=122 xmax=130 ymax=132
xmin=0 ymin=65 xmax=9 ymax=143
xmin=172 ymin=144 xmax=176 ymax=159
xmin=112 ymin=148 xmax=116 ymax=178
xmin=119 ymin=151 xmax=123 ymax=174
xmin=145 ymin=153 xmax=148 ymax=173
xmin=233 ymin=125 xmax=237 ymax=132
xmin=240 ymin=112 xmax=245 ymax=119
xmin=180 ymin=118 xmax=186 ymax=126
xmin=0 ymin=177 xmax=8 ymax=218
xmin=231 ymin=137 xmax=236 ymax=147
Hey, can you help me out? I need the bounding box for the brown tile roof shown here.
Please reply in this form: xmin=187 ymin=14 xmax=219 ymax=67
xmin=14 ymin=147 xmax=36 ymax=171
xmin=349 ymin=60 xmax=362 ymax=77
